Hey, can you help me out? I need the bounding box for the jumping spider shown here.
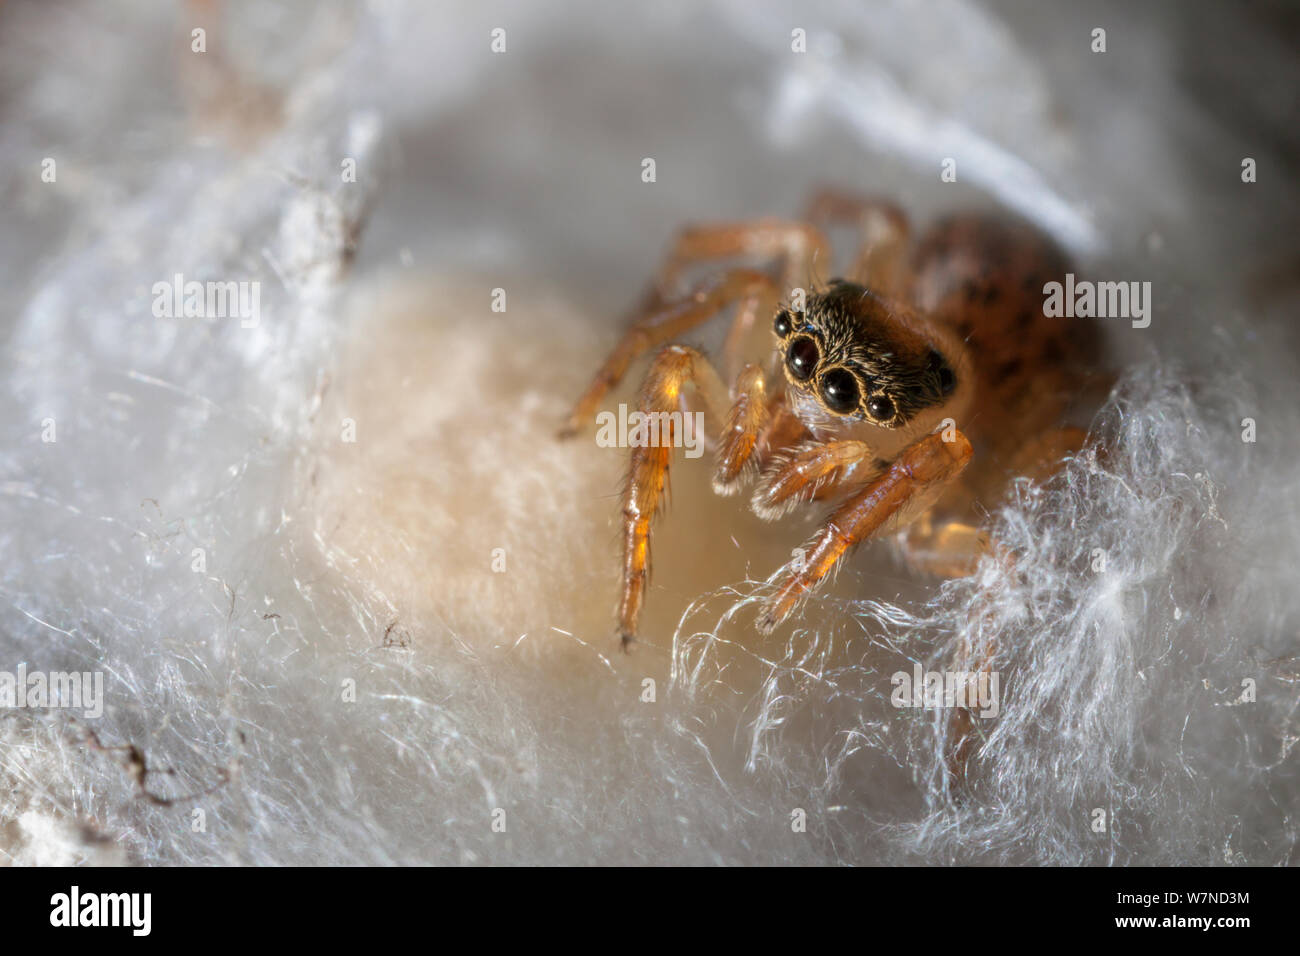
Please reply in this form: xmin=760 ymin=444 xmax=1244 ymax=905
xmin=562 ymin=190 xmax=1106 ymax=653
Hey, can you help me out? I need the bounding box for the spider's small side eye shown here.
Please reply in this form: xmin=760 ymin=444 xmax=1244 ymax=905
xmin=820 ymin=368 xmax=860 ymax=414
xmin=928 ymin=348 xmax=957 ymax=396
xmin=774 ymin=310 xmax=792 ymax=338
xmin=787 ymin=337 xmax=819 ymax=381
xmin=867 ymin=395 xmax=896 ymax=421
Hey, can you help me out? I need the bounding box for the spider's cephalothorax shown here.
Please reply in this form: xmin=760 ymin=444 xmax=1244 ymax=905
xmin=561 ymin=192 xmax=1106 ymax=652
xmin=776 ymin=279 xmax=963 ymax=435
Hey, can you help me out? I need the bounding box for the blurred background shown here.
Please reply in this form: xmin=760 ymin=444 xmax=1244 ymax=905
xmin=1 ymin=0 xmax=1297 ymax=866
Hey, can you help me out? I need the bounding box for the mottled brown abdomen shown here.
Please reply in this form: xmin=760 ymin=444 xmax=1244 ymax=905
xmin=906 ymin=215 xmax=1104 ymax=453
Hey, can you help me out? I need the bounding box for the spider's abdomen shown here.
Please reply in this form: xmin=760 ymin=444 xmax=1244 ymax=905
xmin=906 ymin=215 xmax=1104 ymax=449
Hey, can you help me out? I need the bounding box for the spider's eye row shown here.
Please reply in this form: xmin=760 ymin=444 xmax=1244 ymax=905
xmin=786 ymin=337 xmax=819 ymax=381
xmin=774 ymin=309 xmax=793 ymax=338
xmin=820 ymin=368 xmax=860 ymax=414
xmin=867 ymin=394 xmax=896 ymax=421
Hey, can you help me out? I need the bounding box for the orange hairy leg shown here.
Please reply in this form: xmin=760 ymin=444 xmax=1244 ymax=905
xmin=618 ymin=345 xmax=730 ymax=649
xmin=563 ymin=219 xmax=830 ymax=439
xmin=655 ymin=220 xmax=830 ymax=302
xmin=802 ymin=189 xmax=911 ymax=296
xmin=756 ymin=429 xmax=974 ymax=634
xmin=561 ymin=269 xmax=779 ymax=437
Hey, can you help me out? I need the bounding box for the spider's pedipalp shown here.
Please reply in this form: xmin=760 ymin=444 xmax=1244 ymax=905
xmin=712 ymin=363 xmax=770 ymax=496
xmin=749 ymin=439 xmax=879 ymax=522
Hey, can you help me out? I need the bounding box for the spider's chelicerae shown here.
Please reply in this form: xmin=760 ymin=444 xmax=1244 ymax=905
xmin=562 ymin=190 xmax=1108 ymax=652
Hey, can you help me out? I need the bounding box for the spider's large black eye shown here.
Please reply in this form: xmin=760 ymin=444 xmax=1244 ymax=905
xmin=820 ymin=368 xmax=860 ymax=414
xmin=774 ymin=310 xmax=792 ymax=337
xmin=867 ymin=394 xmax=896 ymax=421
xmin=787 ymin=337 xmax=819 ymax=381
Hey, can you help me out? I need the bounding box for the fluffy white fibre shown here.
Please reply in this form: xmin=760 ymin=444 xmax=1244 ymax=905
xmin=674 ymin=357 xmax=1300 ymax=865
xmin=2 ymin=0 xmax=1298 ymax=865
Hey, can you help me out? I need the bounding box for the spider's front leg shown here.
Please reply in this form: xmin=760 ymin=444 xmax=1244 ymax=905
xmin=755 ymin=428 xmax=974 ymax=634
xmin=619 ymin=346 xmax=783 ymax=648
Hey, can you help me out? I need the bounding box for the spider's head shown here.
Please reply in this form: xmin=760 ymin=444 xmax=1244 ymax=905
xmin=773 ymin=279 xmax=959 ymax=430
